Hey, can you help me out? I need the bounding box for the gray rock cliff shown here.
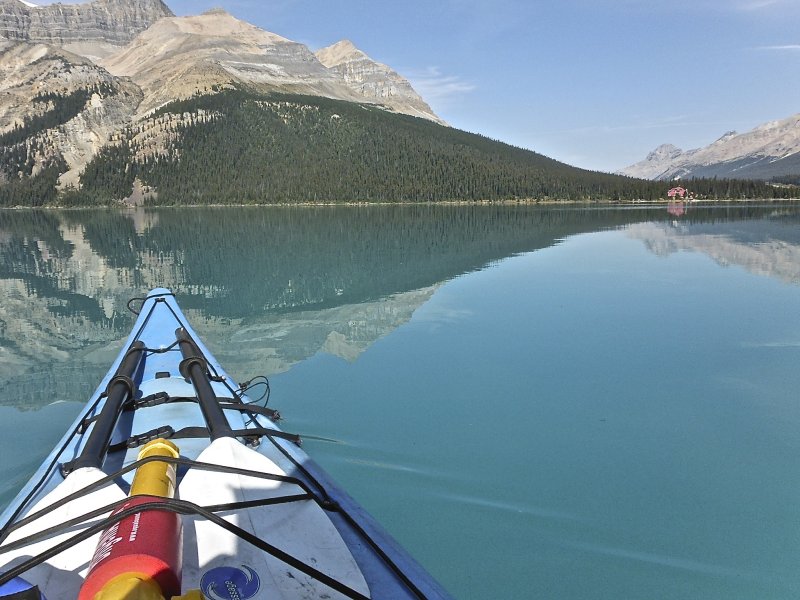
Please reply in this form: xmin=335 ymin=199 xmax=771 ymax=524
xmin=0 ymin=0 xmax=173 ymax=58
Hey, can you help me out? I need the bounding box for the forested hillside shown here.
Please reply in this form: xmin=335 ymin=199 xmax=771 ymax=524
xmin=1 ymin=89 xmax=796 ymax=206
xmin=76 ymin=89 xmax=664 ymax=204
xmin=0 ymin=83 xmax=113 ymax=187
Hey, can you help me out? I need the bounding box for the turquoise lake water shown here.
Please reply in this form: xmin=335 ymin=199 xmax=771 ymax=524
xmin=1 ymin=204 xmax=799 ymax=598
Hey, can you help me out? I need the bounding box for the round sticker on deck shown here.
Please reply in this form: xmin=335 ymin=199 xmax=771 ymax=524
xmin=201 ymin=565 xmax=261 ymax=600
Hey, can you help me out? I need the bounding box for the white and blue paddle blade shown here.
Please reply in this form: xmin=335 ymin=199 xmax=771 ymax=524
xmin=0 ymin=468 xmax=126 ymax=597
xmin=179 ymin=437 xmax=370 ymax=600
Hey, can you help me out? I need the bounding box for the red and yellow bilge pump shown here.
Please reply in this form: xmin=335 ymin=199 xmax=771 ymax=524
xmin=78 ymin=439 xmax=200 ymax=600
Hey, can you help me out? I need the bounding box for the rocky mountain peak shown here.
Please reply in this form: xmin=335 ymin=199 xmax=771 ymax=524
xmin=137 ymin=11 xmax=291 ymax=43
xmin=315 ymin=39 xmax=364 ymax=67
xmin=711 ymin=131 xmax=738 ymax=145
xmin=202 ymin=8 xmax=231 ymax=17
xmin=315 ymin=39 xmax=445 ymax=125
xmin=646 ymin=144 xmax=683 ymax=162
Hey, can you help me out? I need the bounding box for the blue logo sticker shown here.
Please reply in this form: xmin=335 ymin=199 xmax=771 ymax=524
xmin=201 ymin=565 xmax=261 ymax=600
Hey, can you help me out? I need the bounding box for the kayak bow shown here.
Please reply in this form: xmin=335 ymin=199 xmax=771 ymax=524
xmin=0 ymin=289 xmax=452 ymax=600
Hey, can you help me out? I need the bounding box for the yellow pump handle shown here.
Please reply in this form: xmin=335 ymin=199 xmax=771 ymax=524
xmin=93 ymin=573 xmax=164 ymax=600
xmin=130 ymin=439 xmax=180 ymax=498
xmin=92 ymin=573 xmax=203 ymax=600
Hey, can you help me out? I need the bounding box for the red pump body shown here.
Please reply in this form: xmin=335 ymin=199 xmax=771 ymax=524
xmin=77 ymin=496 xmax=182 ymax=600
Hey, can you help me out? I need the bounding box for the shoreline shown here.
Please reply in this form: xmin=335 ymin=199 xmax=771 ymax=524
xmin=2 ymin=197 xmax=800 ymax=211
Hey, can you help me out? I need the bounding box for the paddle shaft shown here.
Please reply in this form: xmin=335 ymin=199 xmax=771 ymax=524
xmin=175 ymin=327 xmax=234 ymax=440
xmin=70 ymin=341 xmax=146 ymax=471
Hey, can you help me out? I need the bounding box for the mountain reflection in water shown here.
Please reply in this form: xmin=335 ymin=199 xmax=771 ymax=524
xmin=0 ymin=204 xmax=797 ymax=410
xmin=628 ymin=208 xmax=800 ymax=284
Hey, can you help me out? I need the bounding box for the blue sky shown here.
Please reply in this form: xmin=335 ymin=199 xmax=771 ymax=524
xmin=40 ymin=0 xmax=800 ymax=172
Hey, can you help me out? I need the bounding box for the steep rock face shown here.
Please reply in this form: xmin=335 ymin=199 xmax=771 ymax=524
xmin=0 ymin=41 xmax=142 ymax=185
xmin=619 ymin=114 xmax=800 ymax=180
xmin=316 ymin=39 xmax=444 ymax=124
xmin=0 ymin=0 xmax=173 ymax=60
xmin=101 ymin=10 xmax=368 ymax=115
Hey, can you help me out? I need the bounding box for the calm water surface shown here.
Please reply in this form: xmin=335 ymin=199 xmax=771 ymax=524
xmin=1 ymin=204 xmax=799 ymax=599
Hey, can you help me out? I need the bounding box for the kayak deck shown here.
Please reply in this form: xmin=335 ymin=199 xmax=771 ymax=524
xmin=0 ymin=289 xmax=451 ymax=599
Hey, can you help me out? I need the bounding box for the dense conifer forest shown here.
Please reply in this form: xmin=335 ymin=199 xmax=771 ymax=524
xmin=1 ymin=89 xmax=797 ymax=206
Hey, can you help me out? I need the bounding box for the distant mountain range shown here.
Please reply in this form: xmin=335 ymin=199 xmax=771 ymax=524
xmin=0 ymin=0 xmax=793 ymax=204
xmin=619 ymin=112 xmax=800 ymax=182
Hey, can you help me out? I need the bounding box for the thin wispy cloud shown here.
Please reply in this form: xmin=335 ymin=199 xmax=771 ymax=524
xmin=738 ymin=0 xmax=783 ymax=10
xmin=405 ymin=67 xmax=476 ymax=106
xmin=756 ymin=44 xmax=800 ymax=51
xmin=735 ymin=0 xmax=800 ymax=13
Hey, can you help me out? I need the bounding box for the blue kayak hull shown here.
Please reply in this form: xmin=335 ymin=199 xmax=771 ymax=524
xmin=0 ymin=289 xmax=452 ymax=599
